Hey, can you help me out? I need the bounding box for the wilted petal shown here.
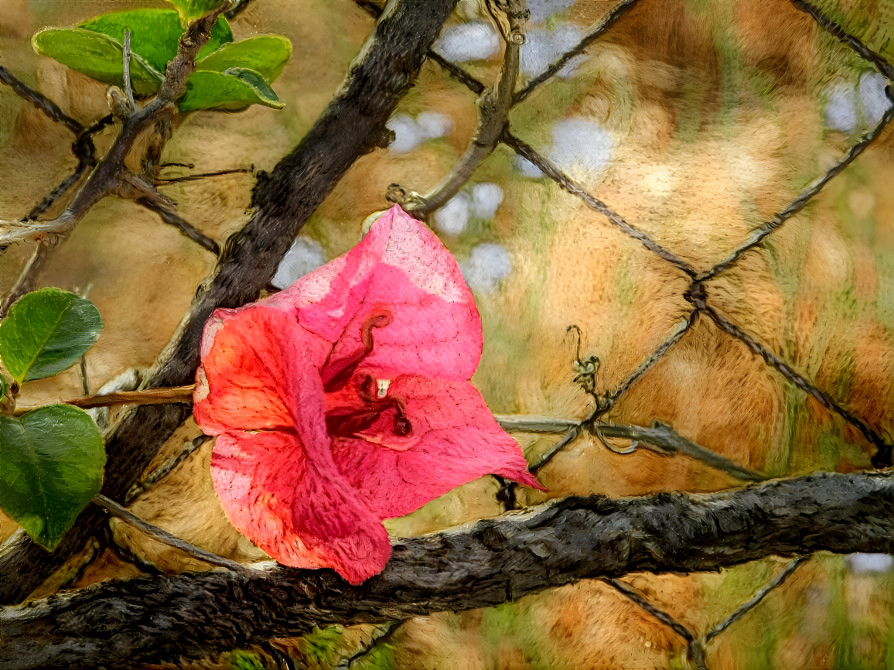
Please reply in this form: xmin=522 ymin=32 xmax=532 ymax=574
xmin=268 ymin=206 xmax=483 ymax=380
xmin=212 ymin=431 xmax=391 ymax=585
xmin=196 ymin=307 xmax=392 ymax=583
xmin=329 ymin=376 xmax=543 ymax=520
xmin=194 ymin=306 xmax=331 ymax=436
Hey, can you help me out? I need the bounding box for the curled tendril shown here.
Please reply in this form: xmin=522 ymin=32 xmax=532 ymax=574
xmin=590 ymin=423 xmax=639 ymax=455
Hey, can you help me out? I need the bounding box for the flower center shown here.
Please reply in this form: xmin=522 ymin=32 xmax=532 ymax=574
xmin=322 ymin=309 xmax=412 ymax=439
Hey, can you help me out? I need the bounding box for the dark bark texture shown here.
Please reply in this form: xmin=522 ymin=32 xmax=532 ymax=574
xmin=0 ymin=0 xmax=458 ymax=604
xmin=2 ymin=471 xmax=891 ymax=668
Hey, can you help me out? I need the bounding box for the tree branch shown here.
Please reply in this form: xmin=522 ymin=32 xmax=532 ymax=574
xmin=0 ymin=0 xmax=459 ymax=605
xmin=1 ymin=471 xmax=890 ymax=668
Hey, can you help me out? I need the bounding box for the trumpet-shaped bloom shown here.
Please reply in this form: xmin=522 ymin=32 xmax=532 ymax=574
xmin=194 ymin=205 xmax=542 ymax=584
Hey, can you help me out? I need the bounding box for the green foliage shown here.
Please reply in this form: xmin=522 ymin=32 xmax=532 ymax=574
xmin=32 ymin=28 xmax=162 ymax=96
xmin=31 ymin=6 xmax=291 ymax=112
xmin=227 ymin=650 xmax=267 ymax=670
xmin=0 ymin=288 xmax=103 ymax=385
xmin=194 ymin=35 xmax=292 ymax=81
xmin=180 ymin=68 xmax=284 ymax=111
xmin=0 ymin=405 xmax=104 ymax=550
xmin=0 ymin=288 xmax=106 ymax=550
xmin=167 ymin=0 xmax=227 ymax=24
xmin=79 ymin=9 xmax=233 ymax=72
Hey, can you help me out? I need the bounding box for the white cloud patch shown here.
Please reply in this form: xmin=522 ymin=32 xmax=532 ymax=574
xmin=434 ymin=21 xmax=501 ymax=62
xmin=462 ymin=243 xmax=512 ymax=293
xmin=272 ymin=236 xmax=327 ymax=289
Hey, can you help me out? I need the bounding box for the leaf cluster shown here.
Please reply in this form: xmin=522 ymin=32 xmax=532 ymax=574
xmin=0 ymin=289 xmax=105 ymax=550
xmin=32 ymin=0 xmax=292 ymax=112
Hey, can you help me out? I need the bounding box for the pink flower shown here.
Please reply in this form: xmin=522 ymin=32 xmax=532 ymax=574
xmin=193 ymin=206 xmax=542 ymax=584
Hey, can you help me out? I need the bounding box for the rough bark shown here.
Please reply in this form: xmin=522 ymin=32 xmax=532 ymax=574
xmin=0 ymin=0 xmax=458 ymax=604
xmin=2 ymin=471 xmax=891 ymax=668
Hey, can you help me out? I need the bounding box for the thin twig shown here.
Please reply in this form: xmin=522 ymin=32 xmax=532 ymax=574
xmin=0 ymin=66 xmax=83 ymax=135
xmin=495 ymin=415 xmax=581 ymax=432
xmin=703 ymin=556 xmax=807 ymax=644
xmin=137 ymin=198 xmax=220 ymax=254
xmin=497 ymin=414 xmax=765 ymax=481
xmin=513 ymin=0 xmax=642 ymax=104
xmin=23 ymin=161 xmax=92 ymax=222
xmin=126 ymin=435 xmax=212 ymax=504
xmin=155 ymin=167 xmax=254 ymax=184
xmin=0 ymin=5 xmax=229 ymax=248
xmin=0 ymin=243 xmax=52 ymax=318
xmin=92 ymin=493 xmax=262 ymax=576
xmin=122 ymin=30 xmax=136 ymax=111
xmin=14 ymin=385 xmax=195 ymax=416
xmin=400 ymin=0 xmax=528 ymax=218
xmin=503 ymin=131 xmax=698 ymax=277
xmin=530 ymin=426 xmax=580 ymax=473
xmin=65 ymin=385 xmax=194 ymax=409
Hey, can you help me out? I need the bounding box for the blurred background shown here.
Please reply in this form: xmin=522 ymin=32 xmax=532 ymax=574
xmin=1 ymin=0 xmax=893 ymax=667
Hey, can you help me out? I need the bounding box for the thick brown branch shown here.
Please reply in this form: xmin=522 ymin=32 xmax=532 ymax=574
xmin=0 ymin=0 xmax=459 ymax=605
xmin=1 ymin=471 xmax=890 ymax=668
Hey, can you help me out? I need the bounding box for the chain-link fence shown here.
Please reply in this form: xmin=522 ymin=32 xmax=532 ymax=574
xmin=335 ymin=1 xmax=894 ymax=667
xmin=1 ymin=0 xmax=892 ymax=667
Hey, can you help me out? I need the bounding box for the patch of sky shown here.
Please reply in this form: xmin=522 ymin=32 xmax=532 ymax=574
xmin=824 ymin=71 xmax=891 ymax=134
xmin=386 ymin=111 xmax=453 ymax=155
xmin=434 ymin=20 xmax=501 ymax=62
xmin=271 ymin=236 xmax=327 ymax=289
xmin=461 ymin=242 xmax=513 ymax=293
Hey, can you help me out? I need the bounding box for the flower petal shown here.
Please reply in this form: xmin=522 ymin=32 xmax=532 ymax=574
xmin=212 ymin=431 xmax=392 ymax=585
xmin=329 ymin=376 xmax=543 ymax=520
xmin=267 ymin=205 xmax=483 ymax=380
xmin=193 ymin=305 xmax=329 ymax=435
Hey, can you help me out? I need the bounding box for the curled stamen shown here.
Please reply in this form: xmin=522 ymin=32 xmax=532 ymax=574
xmin=321 ymin=308 xmax=392 ymax=392
xmin=361 ymin=311 xmax=392 ymax=350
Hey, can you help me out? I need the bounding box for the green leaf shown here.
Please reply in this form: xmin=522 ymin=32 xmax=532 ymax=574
xmin=179 ymin=67 xmax=284 ymax=111
xmin=196 ymin=35 xmax=292 ymax=82
xmin=0 ymin=288 xmax=103 ymax=384
xmin=0 ymin=405 xmax=104 ymax=550
xmin=79 ymin=9 xmax=233 ymax=74
xmin=166 ymin=0 xmax=227 ymax=24
xmin=32 ymin=27 xmax=163 ymax=96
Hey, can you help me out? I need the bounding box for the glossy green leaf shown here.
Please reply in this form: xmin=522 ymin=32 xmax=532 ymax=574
xmin=0 ymin=288 xmax=103 ymax=384
xmin=32 ymin=27 xmax=162 ymax=96
xmin=196 ymin=35 xmax=292 ymax=81
xmin=166 ymin=0 xmax=226 ymax=24
xmin=179 ymin=67 xmax=284 ymax=111
xmin=0 ymin=405 xmax=104 ymax=550
xmin=79 ymin=9 xmax=233 ymax=73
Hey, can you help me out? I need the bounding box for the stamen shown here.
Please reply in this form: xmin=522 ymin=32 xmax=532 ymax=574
xmin=326 ymin=378 xmax=413 ymax=438
xmin=376 ymin=379 xmax=391 ymax=398
xmin=321 ymin=308 xmax=392 ymax=392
